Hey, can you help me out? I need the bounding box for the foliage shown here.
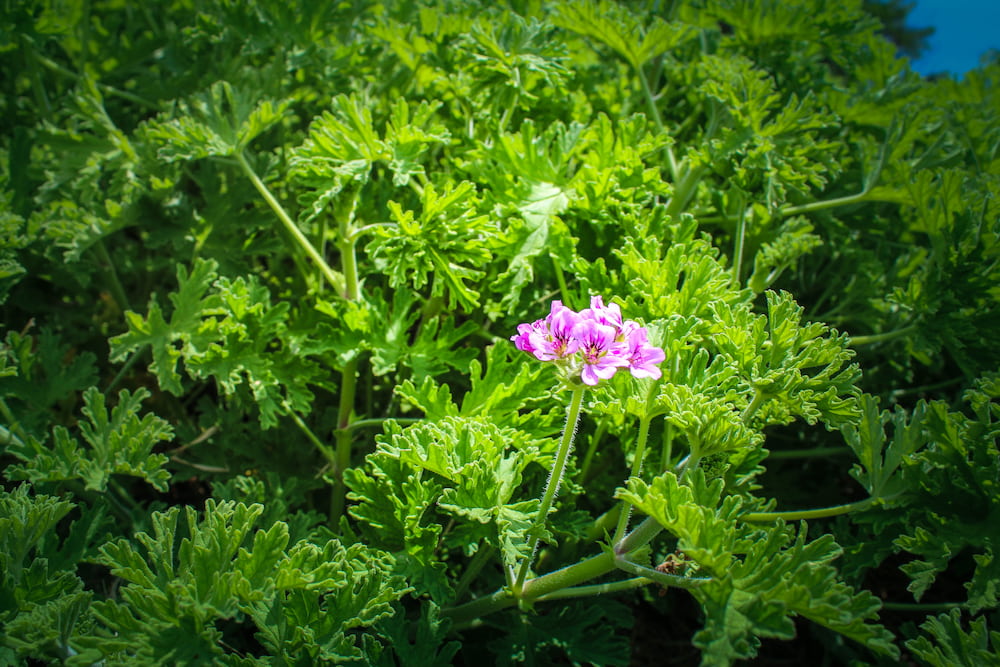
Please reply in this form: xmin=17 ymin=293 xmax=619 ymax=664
xmin=1 ymin=0 xmax=998 ymax=664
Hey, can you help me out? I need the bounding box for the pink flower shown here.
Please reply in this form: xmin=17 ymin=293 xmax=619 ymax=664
xmin=624 ymin=326 xmax=665 ymax=379
xmin=511 ymin=296 xmax=663 ymax=387
xmin=573 ymin=319 xmax=629 ymax=385
xmin=511 ymin=301 xmax=581 ymax=361
xmin=579 ymin=296 xmax=623 ymax=331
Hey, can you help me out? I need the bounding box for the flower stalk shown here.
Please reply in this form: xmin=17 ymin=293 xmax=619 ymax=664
xmin=515 ymin=385 xmax=586 ymax=592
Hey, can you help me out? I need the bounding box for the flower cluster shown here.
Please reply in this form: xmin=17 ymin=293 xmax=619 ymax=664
xmin=511 ymin=297 xmax=665 ymax=386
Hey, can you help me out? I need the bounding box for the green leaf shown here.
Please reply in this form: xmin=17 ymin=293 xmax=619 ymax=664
xmin=553 ymin=0 xmax=697 ymax=71
xmin=0 ymin=328 xmax=97 ymax=436
xmin=711 ymin=290 xmax=861 ymax=428
xmin=487 ymin=599 xmax=631 ymax=667
xmin=3 ymin=591 xmax=92 ymax=662
xmin=906 ymin=609 xmax=1000 ymax=667
xmin=111 ymin=259 xmax=330 ymax=428
xmin=110 ymin=258 xmax=221 ymax=395
xmin=376 ymin=602 xmax=460 ymax=667
xmin=90 ymin=500 xmax=409 ymax=664
xmin=142 ymin=81 xmax=291 ymax=160
xmin=9 ymin=387 xmax=172 ymax=492
xmin=368 ymin=181 xmax=496 ymax=311
xmin=0 ymin=485 xmax=75 ymax=597
xmin=843 ymin=394 xmax=927 ymax=500
xmin=618 ymin=471 xmax=898 ymax=664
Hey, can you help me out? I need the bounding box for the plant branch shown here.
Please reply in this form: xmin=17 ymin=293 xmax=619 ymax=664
xmin=849 ymin=324 xmax=919 ymax=346
xmin=235 ymin=150 xmax=345 ymax=295
xmin=515 ymin=386 xmax=586 ymax=592
xmin=741 ymin=497 xmax=876 ymax=523
xmin=612 ymin=413 xmax=652 ymax=544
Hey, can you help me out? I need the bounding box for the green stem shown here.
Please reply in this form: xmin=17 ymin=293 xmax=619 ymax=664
xmin=731 ymin=195 xmax=747 ymax=288
xmin=551 ymin=253 xmax=571 ymax=307
xmin=665 ymin=165 xmax=707 ymax=219
xmin=767 ymin=446 xmax=853 ymax=460
xmin=0 ymin=398 xmax=28 ymax=445
xmin=614 ymin=557 xmax=710 ymax=590
xmin=94 ymin=239 xmax=130 ymax=313
xmin=105 ymin=346 xmax=145 ymax=393
xmin=0 ymin=424 xmax=25 ymax=448
xmin=454 ymin=543 xmax=496 ymax=602
xmin=880 ymin=601 xmax=965 ymax=612
xmin=586 ymin=504 xmax=621 ymax=542
xmin=849 ymin=324 xmax=919 ymax=346
xmin=676 ymin=451 xmax=701 ymax=480
xmin=286 ymin=406 xmax=336 ymax=466
xmin=347 ymin=222 xmax=394 ymax=243
xmin=661 ymin=422 xmax=674 ymax=472
xmin=579 ymin=416 xmax=607 ymax=483
xmin=636 ymin=60 xmax=678 ymax=180
xmin=741 ymin=387 xmax=765 ymax=423
xmin=742 ymin=497 xmax=876 ymax=523
xmin=515 ymin=386 xmax=586 ymax=592
xmin=347 ymin=417 xmax=421 ymax=431
xmin=235 ymin=150 xmax=345 ymax=294
xmin=330 ymin=360 xmax=358 ymax=521
xmin=612 ymin=414 xmax=653 ymax=544
xmin=328 ymin=194 xmax=364 ymax=519
xmin=428 ymin=517 xmax=666 ymax=627
xmin=534 ymin=576 xmax=651 ymax=602
xmin=777 ymin=190 xmax=872 ymax=217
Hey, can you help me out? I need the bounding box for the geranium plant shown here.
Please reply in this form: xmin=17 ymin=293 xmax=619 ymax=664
xmin=1 ymin=0 xmax=998 ymax=664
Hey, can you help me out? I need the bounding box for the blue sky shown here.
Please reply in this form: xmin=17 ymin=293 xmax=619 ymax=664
xmin=908 ymin=0 xmax=999 ymax=76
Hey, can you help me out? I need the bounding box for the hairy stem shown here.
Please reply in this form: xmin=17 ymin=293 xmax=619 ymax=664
xmin=612 ymin=413 xmax=653 ymax=544
xmin=515 ymin=386 xmax=586 ymax=592
xmin=445 ymin=516 xmax=664 ymax=626
xmin=534 ymin=576 xmax=651 ymax=602
xmin=742 ymin=497 xmax=876 ymax=523
xmin=330 ymin=198 xmax=363 ymax=520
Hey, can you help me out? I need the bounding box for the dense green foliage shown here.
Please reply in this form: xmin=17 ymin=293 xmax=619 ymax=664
xmin=1 ymin=0 xmax=998 ymax=664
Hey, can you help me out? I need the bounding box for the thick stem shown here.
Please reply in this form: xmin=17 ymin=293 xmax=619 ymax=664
xmin=778 ymin=190 xmax=871 ymax=217
xmin=454 ymin=543 xmax=496 ymax=602
xmin=741 ymin=497 xmax=876 ymax=523
xmin=330 ymin=360 xmax=358 ymax=521
xmin=849 ymin=324 xmax=919 ymax=346
xmin=515 ymin=386 xmax=586 ymax=591
xmin=741 ymin=386 xmax=765 ymax=423
xmin=534 ymin=576 xmax=651 ymax=602
xmin=445 ymin=515 xmax=664 ymax=626
xmin=235 ymin=150 xmax=345 ymax=294
xmin=661 ymin=422 xmax=674 ymax=472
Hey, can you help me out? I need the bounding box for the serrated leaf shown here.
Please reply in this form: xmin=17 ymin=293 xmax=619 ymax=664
xmin=906 ymin=609 xmax=1000 ymax=667
xmin=843 ymin=394 xmax=928 ymax=500
xmin=5 ymin=387 xmax=173 ymax=492
xmin=142 ymin=81 xmax=291 ymax=160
